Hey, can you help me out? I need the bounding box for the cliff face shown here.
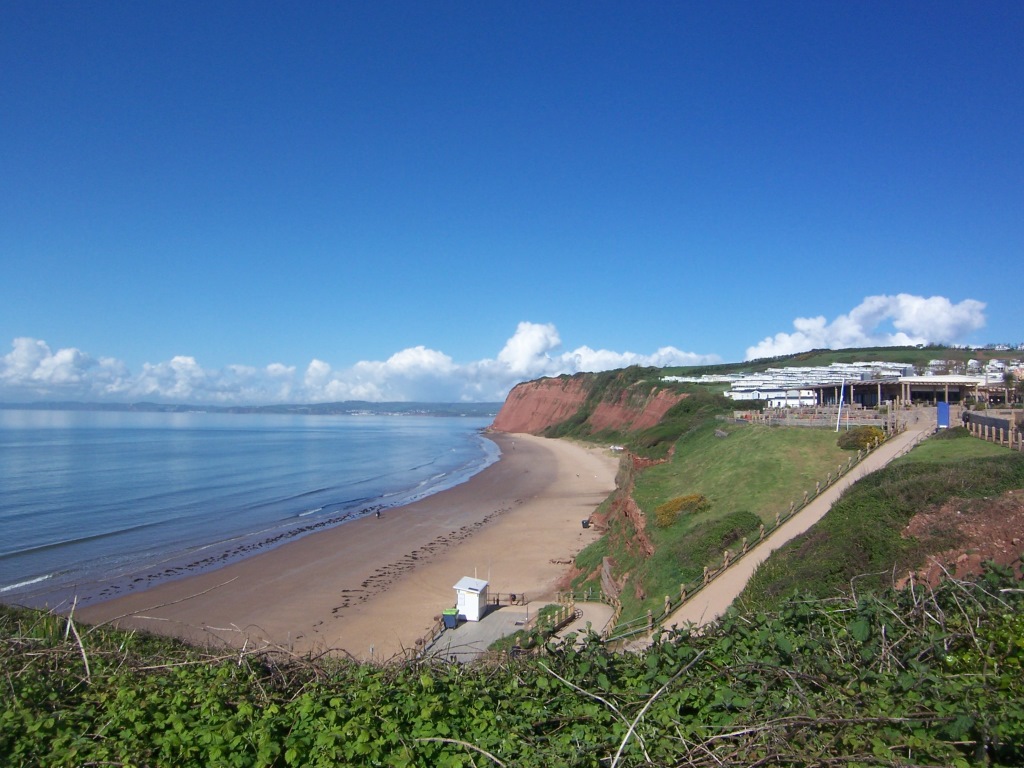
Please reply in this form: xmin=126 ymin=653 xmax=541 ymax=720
xmin=491 ymin=375 xmax=686 ymax=435
xmin=491 ymin=377 xmax=591 ymax=434
xmin=588 ymin=388 xmax=684 ymax=433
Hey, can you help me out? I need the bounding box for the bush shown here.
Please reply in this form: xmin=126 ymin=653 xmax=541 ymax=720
xmin=654 ymin=493 xmax=710 ymax=527
xmin=837 ymin=425 xmax=884 ymax=450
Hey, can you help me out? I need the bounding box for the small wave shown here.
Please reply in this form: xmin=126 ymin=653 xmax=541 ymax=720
xmin=0 ymin=573 xmax=53 ymax=593
xmin=294 ymin=487 xmax=330 ymax=500
xmin=0 ymin=519 xmax=166 ymax=561
xmin=296 ymin=506 xmax=323 ymax=517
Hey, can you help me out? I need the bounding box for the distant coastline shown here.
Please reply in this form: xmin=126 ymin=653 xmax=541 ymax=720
xmin=0 ymin=400 xmax=502 ymax=418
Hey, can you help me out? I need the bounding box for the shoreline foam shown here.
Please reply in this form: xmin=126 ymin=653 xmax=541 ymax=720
xmin=78 ymin=433 xmax=619 ymax=661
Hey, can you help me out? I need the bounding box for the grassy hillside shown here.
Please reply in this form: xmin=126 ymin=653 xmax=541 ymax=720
xmin=739 ymin=430 xmax=1024 ymax=610
xmin=634 ymin=422 xmax=849 ymax=522
xmin=573 ymin=421 xmax=851 ymax=622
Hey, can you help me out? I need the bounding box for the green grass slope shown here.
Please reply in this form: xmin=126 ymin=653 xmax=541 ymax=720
xmin=574 ymin=420 xmax=852 ymax=623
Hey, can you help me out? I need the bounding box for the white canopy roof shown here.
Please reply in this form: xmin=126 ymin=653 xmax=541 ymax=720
xmin=452 ymin=576 xmax=488 ymax=593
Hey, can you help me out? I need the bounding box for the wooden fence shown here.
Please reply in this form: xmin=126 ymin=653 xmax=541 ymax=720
xmin=965 ymin=414 xmax=1024 ymax=451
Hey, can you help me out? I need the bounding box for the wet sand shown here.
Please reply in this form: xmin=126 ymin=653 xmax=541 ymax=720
xmin=78 ymin=433 xmax=618 ymax=661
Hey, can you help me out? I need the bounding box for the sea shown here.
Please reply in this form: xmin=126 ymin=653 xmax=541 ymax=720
xmin=0 ymin=409 xmax=499 ymax=609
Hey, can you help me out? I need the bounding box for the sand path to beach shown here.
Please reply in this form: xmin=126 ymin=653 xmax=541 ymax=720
xmin=79 ymin=433 xmax=618 ymax=661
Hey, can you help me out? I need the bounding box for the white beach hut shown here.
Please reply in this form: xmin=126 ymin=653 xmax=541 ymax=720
xmin=453 ymin=576 xmax=489 ymax=622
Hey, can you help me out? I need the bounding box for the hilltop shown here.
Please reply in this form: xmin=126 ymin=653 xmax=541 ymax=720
xmin=490 ymin=344 xmax=1021 ymax=449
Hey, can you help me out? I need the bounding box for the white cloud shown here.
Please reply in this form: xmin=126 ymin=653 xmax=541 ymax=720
xmin=496 ymin=321 xmax=562 ymax=375
xmin=266 ymin=363 xmax=295 ymax=378
xmin=1 ymin=337 xmax=97 ymax=394
xmin=745 ymin=294 xmax=987 ymax=360
xmin=304 ymin=359 xmax=332 ymax=389
xmin=0 ymin=324 xmax=719 ymax=404
xmin=0 ymin=297 xmax=993 ymax=404
xmin=134 ymin=356 xmax=210 ymax=400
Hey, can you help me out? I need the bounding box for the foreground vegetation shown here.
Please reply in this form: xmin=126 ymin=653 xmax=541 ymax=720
xmin=3 ymin=567 xmax=1023 ymax=767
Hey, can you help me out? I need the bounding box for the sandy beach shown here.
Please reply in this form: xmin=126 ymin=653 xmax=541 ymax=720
xmin=78 ymin=433 xmax=618 ymax=661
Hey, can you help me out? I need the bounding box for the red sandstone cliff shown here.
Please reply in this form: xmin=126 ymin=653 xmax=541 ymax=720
xmin=491 ymin=377 xmax=590 ymax=434
xmin=588 ymin=388 xmax=684 ymax=433
xmin=491 ymin=374 xmax=686 ymax=435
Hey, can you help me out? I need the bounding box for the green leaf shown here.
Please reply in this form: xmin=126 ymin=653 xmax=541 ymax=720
xmin=850 ymin=619 xmax=871 ymax=643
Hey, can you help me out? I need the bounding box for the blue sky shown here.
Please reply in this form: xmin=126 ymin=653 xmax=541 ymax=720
xmin=1 ymin=2 xmax=1020 ymax=403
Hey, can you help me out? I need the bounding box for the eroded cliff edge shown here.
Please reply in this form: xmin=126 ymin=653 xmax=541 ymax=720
xmin=491 ymin=371 xmax=686 ymax=436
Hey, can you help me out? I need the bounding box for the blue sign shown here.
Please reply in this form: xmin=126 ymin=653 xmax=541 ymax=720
xmin=937 ymin=401 xmax=950 ymax=430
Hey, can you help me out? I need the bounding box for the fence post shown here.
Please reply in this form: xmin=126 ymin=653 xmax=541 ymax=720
xmin=759 ymin=523 xmax=765 ymax=541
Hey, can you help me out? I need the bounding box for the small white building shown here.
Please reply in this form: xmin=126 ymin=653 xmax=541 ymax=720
xmin=453 ymin=576 xmax=489 ymax=622
xmin=728 ymin=387 xmax=818 ymax=407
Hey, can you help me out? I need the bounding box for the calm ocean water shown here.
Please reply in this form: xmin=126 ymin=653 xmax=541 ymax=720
xmin=0 ymin=410 xmax=498 ymax=608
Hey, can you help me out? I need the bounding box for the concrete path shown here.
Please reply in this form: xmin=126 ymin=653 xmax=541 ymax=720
xmin=649 ymin=424 xmax=930 ymax=639
xmin=555 ymin=601 xmax=615 ymax=641
xmin=428 ymin=599 xmax=617 ymax=662
xmin=427 ymin=606 xmax=530 ymax=663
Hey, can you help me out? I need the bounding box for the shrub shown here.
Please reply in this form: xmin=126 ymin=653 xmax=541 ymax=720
xmin=837 ymin=425 xmax=885 ymax=450
xmin=654 ymin=493 xmax=710 ymax=527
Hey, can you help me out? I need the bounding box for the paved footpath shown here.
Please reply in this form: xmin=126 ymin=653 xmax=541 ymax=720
xmin=647 ymin=423 xmax=930 ymax=640
xmin=556 ymin=601 xmax=615 ymax=641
